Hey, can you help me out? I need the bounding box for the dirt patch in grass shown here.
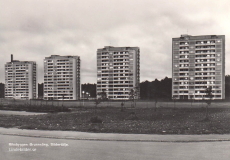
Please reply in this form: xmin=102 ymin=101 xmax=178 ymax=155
xmin=0 ymin=107 xmax=230 ymax=134
xmin=0 ymin=105 xmax=71 ymax=113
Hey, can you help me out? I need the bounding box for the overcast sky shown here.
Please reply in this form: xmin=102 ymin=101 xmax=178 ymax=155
xmin=0 ymin=0 xmax=229 ymax=84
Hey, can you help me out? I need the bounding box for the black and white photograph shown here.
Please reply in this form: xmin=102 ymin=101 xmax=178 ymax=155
xmin=0 ymin=0 xmax=230 ymax=159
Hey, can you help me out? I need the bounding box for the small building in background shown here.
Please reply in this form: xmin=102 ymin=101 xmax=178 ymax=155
xmin=43 ymin=55 xmax=81 ymax=100
xmin=5 ymin=55 xmax=37 ymax=99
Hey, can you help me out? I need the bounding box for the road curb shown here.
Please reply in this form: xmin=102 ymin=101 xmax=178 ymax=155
xmin=1 ymin=131 xmax=230 ymax=143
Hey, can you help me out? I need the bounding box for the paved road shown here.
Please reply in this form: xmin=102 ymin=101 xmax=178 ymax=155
xmin=1 ymin=128 xmax=230 ymax=160
xmin=1 ymin=134 xmax=230 ymax=160
xmin=1 ymin=127 xmax=230 ymax=142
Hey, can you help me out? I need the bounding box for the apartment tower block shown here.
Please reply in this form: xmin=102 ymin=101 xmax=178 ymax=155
xmin=44 ymin=55 xmax=80 ymax=100
xmin=97 ymin=46 xmax=140 ymax=100
xmin=5 ymin=55 xmax=37 ymax=99
xmin=172 ymin=35 xmax=225 ymax=100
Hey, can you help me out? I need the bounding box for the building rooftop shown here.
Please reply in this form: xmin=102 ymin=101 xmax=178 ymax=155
xmin=45 ymin=55 xmax=80 ymax=59
xmin=173 ymin=35 xmax=225 ymax=40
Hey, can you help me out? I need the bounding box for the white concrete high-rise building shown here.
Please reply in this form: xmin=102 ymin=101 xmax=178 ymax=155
xmin=97 ymin=46 xmax=140 ymax=100
xmin=44 ymin=55 xmax=80 ymax=100
xmin=5 ymin=55 xmax=37 ymax=99
xmin=172 ymin=35 xmax=225 ymax=100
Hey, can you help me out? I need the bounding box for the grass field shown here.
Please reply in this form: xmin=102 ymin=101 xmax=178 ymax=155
xmin=1 ymin=98 xmax=230 ymax=108
xmin=0 ymin=100 xmax=230 ymax=134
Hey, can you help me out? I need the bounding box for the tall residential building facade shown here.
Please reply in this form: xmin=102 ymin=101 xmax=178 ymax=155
xmin=44 ymin=55 xmax=80 ymax=100
xmin=97 ymin=46 xmax=140 ymax=100
xmin=172 ymin=35 xmax=225 ymax=100
xmin=5 ymin=55 xmax=37 ymax=99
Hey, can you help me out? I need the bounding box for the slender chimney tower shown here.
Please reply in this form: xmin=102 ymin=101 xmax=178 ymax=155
xmin=11 ymin=54 xmax=13 ymax=62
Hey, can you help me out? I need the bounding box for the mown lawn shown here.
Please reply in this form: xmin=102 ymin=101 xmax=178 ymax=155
xmin=0 ymin=106 xmax=230 ymax=134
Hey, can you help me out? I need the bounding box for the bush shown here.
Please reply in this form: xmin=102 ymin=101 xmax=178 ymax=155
xmin=90 ymin=116 xmax=103 ymax=123
xmin=125 ymin=112 xmax=139 ymax=120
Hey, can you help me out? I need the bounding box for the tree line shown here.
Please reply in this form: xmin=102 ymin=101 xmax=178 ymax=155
xmin=140 ymin=77 xmax=172 ymax=100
